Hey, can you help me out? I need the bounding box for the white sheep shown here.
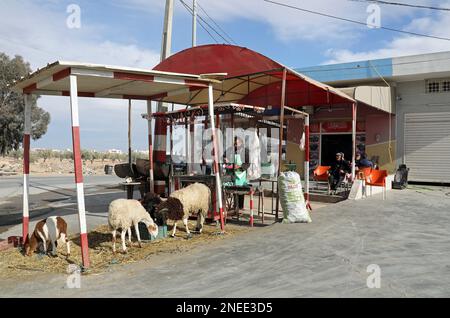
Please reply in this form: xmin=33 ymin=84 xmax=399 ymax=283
xmin=108 ymin=199 xmax=159 ymax=253
xmin=155 ymin=183 xmax=211 ymax=239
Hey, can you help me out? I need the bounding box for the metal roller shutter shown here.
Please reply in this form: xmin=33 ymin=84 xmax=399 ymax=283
xmin=404 ymin=112 xmax=450 ymax=183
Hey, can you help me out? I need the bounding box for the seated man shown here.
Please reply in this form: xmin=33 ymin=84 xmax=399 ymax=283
xmin=355 ymin=152 xmax=374 ymax=170
xmin=328 ymin=152 xmax=351 ymax=193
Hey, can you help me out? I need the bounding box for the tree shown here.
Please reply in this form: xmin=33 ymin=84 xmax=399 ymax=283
xmin=90 ymin=151 xmax=99 ymax=164
xmin=38 ymin=149 xmax=53 ymax=162
xmin=0 ymin=53 xmax=50 ymax=155
xmin=81 ymin=149 xmax=93 ymax=164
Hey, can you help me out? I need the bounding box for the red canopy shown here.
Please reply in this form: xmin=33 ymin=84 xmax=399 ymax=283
xmin=153 ymin=44 xmax=354 ymax=108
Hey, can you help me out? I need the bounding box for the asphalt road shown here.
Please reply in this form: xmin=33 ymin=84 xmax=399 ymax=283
xmin=0 ymin=175 xmax=121 ymax=200
xmin=1 ymin=185 xmax=449 ymax=297
xmin=0 ymin=175 xmax=124 ymax=232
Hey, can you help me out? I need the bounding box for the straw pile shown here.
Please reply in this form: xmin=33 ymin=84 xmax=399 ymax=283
xmin=0 ymin=221 xmax=249 ymax=278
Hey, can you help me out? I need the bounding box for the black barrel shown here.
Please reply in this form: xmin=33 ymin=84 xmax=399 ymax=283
xmin=104 ymin=165 xmax=113 ymax=175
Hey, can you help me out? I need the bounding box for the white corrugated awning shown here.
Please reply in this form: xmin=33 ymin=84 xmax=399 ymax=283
xmin=339 ymin=86 xmax=395 ymax=114
xmin=12 ymin=61 xmax=359 ymax=109
xmin=12 ymin=61 xmax=218 ymax=100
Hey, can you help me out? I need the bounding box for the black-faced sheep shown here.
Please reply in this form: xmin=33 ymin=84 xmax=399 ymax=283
xmin=108 ymin=199 xmax=158 ymax=253
xmin=24 ymin=216 xmax=70 ymax=257
xmin=140 ymin=192 xmax=166 ymax=226
xmin=155 ymin=183 xmax=211 ymax=239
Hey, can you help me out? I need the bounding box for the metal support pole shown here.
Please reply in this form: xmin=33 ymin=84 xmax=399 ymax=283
xmin=185 ymin=116 xmax=190 ymax=174
xmin=169 ymin=119 xmax=174 ymax=195
xmin=22 ymin=94 xmax=32 ymax=244
xmin=276 ymin=68 xmax=287 ymax=221
xmin=208 ymin=84 xmax=225 ymax=232
xmin=69 ymin=74 xmax=90 ymax=269
xmin=128 ymin=99 xmax=132 ymax=169
xmin=352 ymin=102 xmax=357 ymax=180
xmin=147 ymin=101 xmax=154 ymax=192
xmin=190 ymin=118 xmax=195 ymax=173
xmin=304 ymin=115 xmax=312 ymax=211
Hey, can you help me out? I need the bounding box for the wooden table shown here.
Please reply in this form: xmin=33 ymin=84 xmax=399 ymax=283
xmin=252 ymin=178 xmax=278 ymax=223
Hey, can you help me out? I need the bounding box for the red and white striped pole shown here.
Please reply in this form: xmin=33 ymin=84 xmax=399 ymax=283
xmin=22 ymin=94 xmax=32 ymax=245
xmin=249 ymin=189 xmax=254 ymax=227
xmin=190 ymin=117 xmax=195 ymax=173
xmin=69 ymin=74 xmax=90 ymax=269
xmin=207 ymin=84 xmax=225 ymax=232
xmin=147 ymin=101 xmax=155 ymax=192
xmin=304 ymin=115 xmax=312 ymax=211
xmin=154 ymin=117 xmax=167 ymax=195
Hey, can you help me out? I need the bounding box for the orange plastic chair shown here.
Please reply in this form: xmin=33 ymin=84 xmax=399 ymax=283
xmin=357 ymin=167 xmax=373 ymax=180
xmin=365 ymin=169 xmax=388 ymax=199
xmin=313 ymin=166 xmax=331 ymax=182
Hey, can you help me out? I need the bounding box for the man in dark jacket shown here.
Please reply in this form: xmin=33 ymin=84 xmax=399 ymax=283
xmin=356 ymin=152 xmax=374 ymax=169
xmin=328 ymin=152 xmax=351 ymax=192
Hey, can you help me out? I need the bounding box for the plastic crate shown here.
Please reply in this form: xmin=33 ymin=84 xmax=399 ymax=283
xmin=137 ymin=223 xmax=168 ymax=241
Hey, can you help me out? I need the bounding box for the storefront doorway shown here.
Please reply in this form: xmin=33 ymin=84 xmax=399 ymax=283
xmin=321 ymin=134 xmax=352 ymax=165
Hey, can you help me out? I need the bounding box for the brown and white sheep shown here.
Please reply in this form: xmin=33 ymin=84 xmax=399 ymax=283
xmin=108 ymin=199 xmax=159 ymax=253
xmin=24 ymin=216 xmax=70 ymax=257
xmin=155 ymin=183 xmax=211 ymax=239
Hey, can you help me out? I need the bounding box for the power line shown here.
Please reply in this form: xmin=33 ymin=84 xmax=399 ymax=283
xmin=264 ymin=0 xmax=450 ymax=41
xmin=348 ymin=0 xmax=450 ymax=12
xmin=179 ymin=0 xmax=219 ymax=43
xmin=181 ymin=0 xmax=233 ymax=44
xmin=197 ymin=1 xmax=237 ymax=44
xmin=179 ymin=0 xmax=230 ymax=44
xmin=196 ymin=11 xmax=232 ymax=44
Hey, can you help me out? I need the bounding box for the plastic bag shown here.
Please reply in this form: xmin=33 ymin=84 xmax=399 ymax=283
xmin=278 ymin=171 xmax=312 ymax=223
xmin=247 ymin=129 xmax=261 ymax=180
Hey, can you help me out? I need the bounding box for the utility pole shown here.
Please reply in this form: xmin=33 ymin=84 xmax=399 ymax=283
xmin=160 ymin=0 xmax=174 ymax=63
xmin=153 ymin=0 xmax=174 ymax=195
xmin=186 ymin=0 xmax=197 ymax=173
xmin=192 ymin=0 xmax=197 ymax=47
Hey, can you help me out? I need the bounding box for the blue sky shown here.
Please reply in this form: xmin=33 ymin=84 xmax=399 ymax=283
xmin=2 ymin=0 xmax=450 ymax=151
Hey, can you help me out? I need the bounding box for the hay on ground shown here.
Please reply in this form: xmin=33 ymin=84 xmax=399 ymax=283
xmin=0 ymin=221 xmax=249 ymax=278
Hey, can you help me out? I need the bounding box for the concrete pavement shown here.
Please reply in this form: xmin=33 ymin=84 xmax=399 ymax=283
xmin=1 ymin=185 xmax=449 ymax=297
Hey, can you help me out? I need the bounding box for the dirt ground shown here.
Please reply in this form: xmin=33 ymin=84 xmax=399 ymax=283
xmin=0 ymin=157 xmax=117 ymax=176
xmin=0 ymin=221 xmax=250 ymax=278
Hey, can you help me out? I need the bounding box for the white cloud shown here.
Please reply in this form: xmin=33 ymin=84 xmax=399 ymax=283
xmin=0 ymin=0 xmax=161 ymax=150
xmin=323 ymin=1 xmax=450 ymax=63
xmin=0 ymin=0 xmax=160 ymax=70
xmin=172 ymin=0 xmax=423 ymax=43
xmin=111 ymin=0 xmax=420 ymax=43
xmin=111 ymin=0 xmax=166 ymax=14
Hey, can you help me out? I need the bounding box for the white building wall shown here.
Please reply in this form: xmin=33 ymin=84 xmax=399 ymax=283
xmin=393 ymin=52 xmax=450 ymax=79
xmin=396 ymin=79 xmax=450 ymax=169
